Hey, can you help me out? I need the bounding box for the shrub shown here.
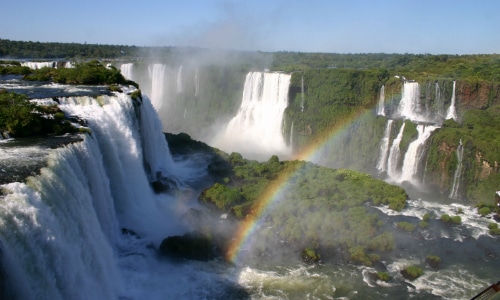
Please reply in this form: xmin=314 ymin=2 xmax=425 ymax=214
xmin=396 ymin=221 xmax=416 ymax=232
xmin=488 ymin=223 xmax=500 ymax=235
xmin=478 ymin=207 xmax=491 ymax=216
xmin=401 ymin=266 xmax=423 ymax=280
xmin=377 ymin=272 xmax=391 ymax=282
xmin=426 ymin=255 xmax=441 ymax=269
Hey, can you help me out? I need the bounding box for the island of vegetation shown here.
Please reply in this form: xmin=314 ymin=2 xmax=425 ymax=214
xmin=0 ymin=60 xmax=139 ymax=138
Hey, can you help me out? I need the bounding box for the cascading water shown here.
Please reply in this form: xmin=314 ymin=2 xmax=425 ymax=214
xmin=20 ymin=61 xmax=55 ymax=69
xmin=376 ymin=119 xmax=393 ymax=172
xmin=148 ymin=64 xmax=167 ymax=110
xmin=386 ymin=122 xmax=405 ymax=180
xmin=0 ymin=91 xmax=189 ymax=299
xmin=400 ymin=125 xmax=438 ymax=184
xmin=212 ymin=71 xmax=291 ymax=160
xmin=194 ymin=67 xmax=200 ymax=97
xmin=120 ymin=63 xmax=134 ymax=80
xmin=446 ymin=81 xmax=458 ymax=121
xmin=397 ymin=81 xmax=427 ymax=122
xmin=449 ymin=139 xmax=464 ymax=199
xmin=176 ymin=65 xmax=183 ymax=94
xmin=377 ymin=85 xmax=385 ymax=116
xmin=300 ymin=75 xmax=305 ymax=112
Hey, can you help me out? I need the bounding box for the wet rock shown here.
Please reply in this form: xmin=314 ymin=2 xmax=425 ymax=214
xmin=159 ymin=231 xmax=215 ymax=261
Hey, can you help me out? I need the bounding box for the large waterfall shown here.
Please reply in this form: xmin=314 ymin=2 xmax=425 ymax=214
xmin=148 ymin=64 xmax=167 ymax=110
xmin=449 ymin=139 xmax=464 ymax=199
xmin=376 ymin=119 xmax=393 ymax=172
xmin=212 ymin=71 xmax=292 ymax=160
xmin=0 ymin=91 xmax=194 ymax=299
xmin=400 ymin=125 xmax=438 ymax=184
xmin=446 ymin=81 xmax=458 ymax=121
xmin=397 ymin=81 xmax=426 ymax=122
xmin=386 ymin=122 xmax=406 ymax=180
xmin=377 ymin=85 xmax=385 ymax=116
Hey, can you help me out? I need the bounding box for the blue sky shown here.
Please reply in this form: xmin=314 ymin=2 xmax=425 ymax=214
xmin=1 ymin=0 xmax=499 ymax=54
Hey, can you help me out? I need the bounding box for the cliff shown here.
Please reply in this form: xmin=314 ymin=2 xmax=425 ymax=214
xmin=285 ymin=68 xmax=500 ymax=205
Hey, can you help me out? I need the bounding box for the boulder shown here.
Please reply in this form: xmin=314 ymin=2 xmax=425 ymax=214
xmin=159 ymin=232 xmax=214 ymax=261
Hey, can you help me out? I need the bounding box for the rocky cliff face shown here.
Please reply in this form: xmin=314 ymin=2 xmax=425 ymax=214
xmin=457 ymin=82 xmax=500 ymax=110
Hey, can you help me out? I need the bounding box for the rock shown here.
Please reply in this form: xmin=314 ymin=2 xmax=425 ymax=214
xmin=159 ymin=232 xmax=215 ymax=261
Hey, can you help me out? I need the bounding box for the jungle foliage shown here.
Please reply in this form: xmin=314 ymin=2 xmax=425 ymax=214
xmin=0 ymin=91 xmax=77 ymax=137
xmin=199 ymin=152 xmax=408 ymax=264
xmin=426 ymin=104 xmax=500 ymax=203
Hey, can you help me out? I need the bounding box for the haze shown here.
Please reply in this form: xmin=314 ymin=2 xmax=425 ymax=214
xmin=1 ymin=0 xmax=499 ymax=54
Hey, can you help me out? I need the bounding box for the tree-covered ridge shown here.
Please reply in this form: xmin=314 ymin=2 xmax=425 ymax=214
xmin=2 ymin=39 xmax=500 ymax=83
xmin=199 ymin=153 xmax=407 ymax=265
xmin=271 ymin=52 xmax=500 ymax=83
xmin=1 ymin=59 xmax=137 ymax=87
xmin=0 ymin=60 xmax=140 ymax=137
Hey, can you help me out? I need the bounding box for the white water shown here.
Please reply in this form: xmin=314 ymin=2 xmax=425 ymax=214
xmin=400 ymin=125 xmax=438 ymax=184
xmin=21 ymin=61 xmax=55 ymax=69
xmin=446 ymin=81 xmax=458 ymax=121
xmin=0 ymin=91 xmax=221 ymax=299
xmin=213 ymin=72 xmax=292 ymax=160
xmin=397 ymin=81 xmax=428 ymax=122
xmin=194 ymin=67 xmax=200 ymax=97
xmin=176 ymin=65 xmax=183 ymax=94
xmin=449 ymin=139 xmax=464 ymax=199
xmin=120 ymin=63 xmax=134 ymax=80
xmin=387 ymin=122 xmax=405 ymax=180
xmin=300 ymin=75 xmax=305 ymax=112
xmin=377 ymin=85 xmax=386 ymax=116
xmin=376 ymin=119 xmax=393 ymax=172
xmin=148 ymin=64 xmax=167 ymax=110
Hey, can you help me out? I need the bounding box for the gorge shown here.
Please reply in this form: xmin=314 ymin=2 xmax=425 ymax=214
xmin=0 ymin=53 xmax=499 ymax=299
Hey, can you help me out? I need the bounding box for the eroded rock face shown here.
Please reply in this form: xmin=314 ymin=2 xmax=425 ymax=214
xmin=159 ymin=231 xmax=215 ymax=261
xmin=457 ymin=82 xmax=500 ymax=110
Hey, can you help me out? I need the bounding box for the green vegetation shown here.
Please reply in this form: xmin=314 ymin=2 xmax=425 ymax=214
xmin=199 ymin=152 xmax=407 ymax=264
xmin=376 ymin=272 xmax=391 ymax=282
xmin=396 ymin=221 xmax=416 ymax=232
xmin=488 ymin=223 xmax=500 ymax=235
xmin=23 ymin=60 xmax=136 ymax=86
xmin=301 ymin=248 xmax=321 ymax=264
xmin=478 ymin=207 xmax=491 ymax=216
xmin=0 ymin=90 xmax=78 ymax=137
xmin=440 ymin=214 xmax=462 ymax=225
xmin=401 ymin=266 xmax=424 ymax=280
xmin=426 ymin=255 xmax=441 ymax=269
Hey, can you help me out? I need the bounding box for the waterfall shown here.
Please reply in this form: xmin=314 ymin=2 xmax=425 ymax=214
xmin=20 ymin=61 xmax=55 ymax=69
xmin=387 ymin=122 xmax=405 ymax=180
xmin=176 ymin=65 xmax=183 ymax=94
xmin=213 ymin=71 xmax=291 ymax=160
xmin=300 ymin=75 xmax=305 ymax=112
xmin=449 ymin=139 xmax=464 ymax=199
xmin=400 ymin=125 xmax=438 ymax=184
xmin=435 ymin=82 xmax=445 ymax=118
xmin=120 ymin=63 xmax=134 ymax=80
xmin=397 ymin=81 xmax=427 ymax=122
xmin=148 ymin=64 xmax=167 ymax=110
xmin=446 ymin=81 xmax=458 ymax=121
xmin=376 ymin=119 xmax=393 ymax=172
xmin=0 ymin=92 xmax=183 ymax=299
xmin=377 ymin=85 xmax=386 ymax=116
xmin=194 ymin=67 xmax=200 ymax=97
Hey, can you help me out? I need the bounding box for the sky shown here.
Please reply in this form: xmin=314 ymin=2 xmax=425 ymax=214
xmin=1 ymin=0 xmax=499 ymax=54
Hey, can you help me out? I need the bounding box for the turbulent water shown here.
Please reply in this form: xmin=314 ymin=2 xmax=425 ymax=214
xmin=0 ymin=73 xmax=498 ymax=299
xmin=213 ymin=71 xmax=292 ymax=160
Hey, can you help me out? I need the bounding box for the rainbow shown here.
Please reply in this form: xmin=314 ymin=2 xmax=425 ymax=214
xmin=225 ymin=106 xmax=375 ymax=264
